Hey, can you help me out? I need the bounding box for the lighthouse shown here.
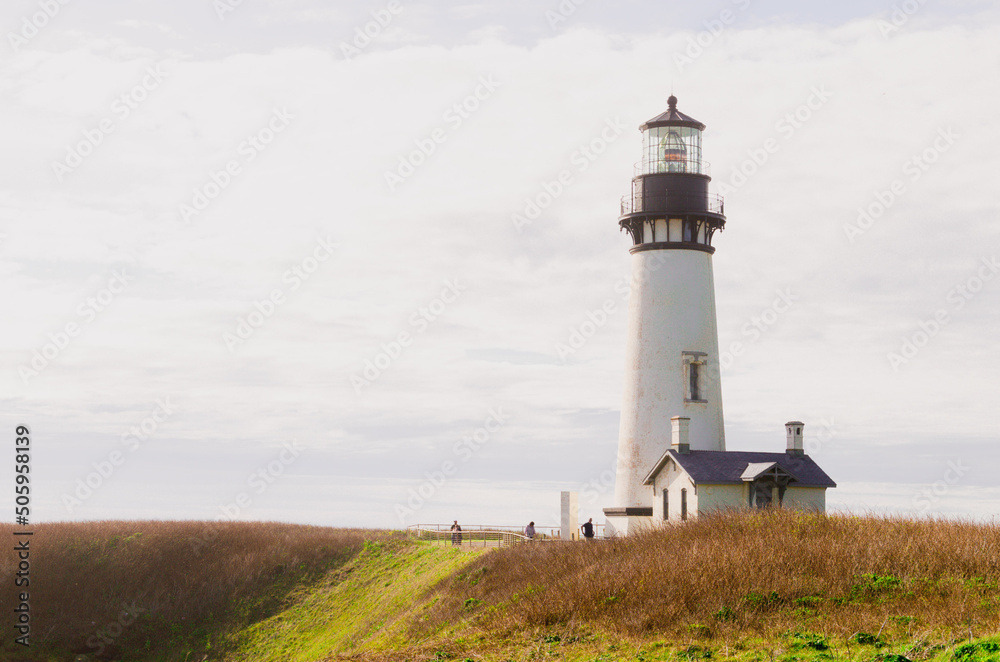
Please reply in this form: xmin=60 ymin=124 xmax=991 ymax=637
xmin=603 ymin=96 xmax=728 ymax=535
xmin=602 ymin=97 xmax=835 ymax=534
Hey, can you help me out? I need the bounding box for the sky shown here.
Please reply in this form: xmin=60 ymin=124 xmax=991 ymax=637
xmin=1 ymin=0 xmax=998 ymax=531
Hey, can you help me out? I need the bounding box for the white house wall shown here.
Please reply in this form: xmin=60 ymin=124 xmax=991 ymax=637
xmin=651 ymin=470 xmax=828 ymax=520
xmin=696 ymin=483 xmax=746 ymax=514
xmin=782 ymin=486 xmax=826 ymax=511
xmin=652 ymin=463 xmax=699 ymax=522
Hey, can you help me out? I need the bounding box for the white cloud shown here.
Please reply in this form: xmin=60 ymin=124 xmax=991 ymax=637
xmin=1 ymin=11 xmax=999 ymax=526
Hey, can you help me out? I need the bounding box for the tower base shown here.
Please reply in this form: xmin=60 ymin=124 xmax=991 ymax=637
xmin=603 ymin=507 xmax=654 ymax=537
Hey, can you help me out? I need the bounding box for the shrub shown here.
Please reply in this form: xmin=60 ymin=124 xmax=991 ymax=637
xmin=790 ymin=631 xmax=830 ymax=651
xmin=954 ymin=640 xmax=1000 ymax=661
xmin=852 ymin=632 xmax=886 ymax=647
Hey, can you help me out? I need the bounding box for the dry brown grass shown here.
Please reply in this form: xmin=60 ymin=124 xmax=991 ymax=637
xmin=0 ymin=520 xmax=397 ymax=660
xmin=425 ymin=510 xmax=1000 ymax=642
xmin=5 ymin=512 xmax=1000 ymax=661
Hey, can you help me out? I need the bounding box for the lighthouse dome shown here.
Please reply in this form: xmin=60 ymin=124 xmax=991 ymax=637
xmin=639 ymin=95 xmax=706 ymax=131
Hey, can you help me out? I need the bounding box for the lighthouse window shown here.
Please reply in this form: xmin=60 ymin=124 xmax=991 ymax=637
xmin=689 ymin=363 xmax=700 ymax=400
xmin=683 ymin=352 xmax=708 ymax=403
xmin=683 ymin=220 xmax=694 ymax=242
xmin=642 ymin=126 xmax=703 ymax=175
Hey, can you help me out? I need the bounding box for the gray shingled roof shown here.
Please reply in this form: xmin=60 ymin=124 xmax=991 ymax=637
xmin=643 ymin=450 xmax=836 ymax=488
xmin=639 ymin=96 xmax=707 ymax=131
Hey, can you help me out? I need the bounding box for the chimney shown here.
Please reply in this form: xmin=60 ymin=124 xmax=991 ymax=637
xmin=671 ymin=416 xmax=690 ymax=454
xmin=785 ymin=421 xmax=804 ymax=457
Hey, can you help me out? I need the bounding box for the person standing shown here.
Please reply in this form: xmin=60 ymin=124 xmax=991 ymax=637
xmin=581 ymin=517 xmax=595 ymax=541
xmin=450 ymin=520 xmax=462 ymax=546
xmin=524 ymin=521 xmax=536 ymax=539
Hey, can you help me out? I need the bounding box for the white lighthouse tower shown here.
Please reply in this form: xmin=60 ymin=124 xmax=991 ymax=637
xmin=604 ymin=96 xmax=728 ymax=535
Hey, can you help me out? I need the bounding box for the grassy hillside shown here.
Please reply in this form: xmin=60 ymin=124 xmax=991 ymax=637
xmin=427 ymin=510 xmax=1000 ymax=639
xmin=0 ymin=520 xmax=402 ymax=661
xmin=228 ymin=539 xmax=482 ymax=660
xmin=4 ymin=512 xmax=1000 ymax=662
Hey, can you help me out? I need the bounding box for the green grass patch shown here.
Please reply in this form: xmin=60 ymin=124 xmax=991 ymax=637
xmin=225 ymin=540 xmax=485 ymax=661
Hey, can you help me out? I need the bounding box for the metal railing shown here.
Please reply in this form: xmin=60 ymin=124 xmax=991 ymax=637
xmin=408 ymin=525 xmax=530 ymax=548
xmin=407 ymin=523 xmax=606 ymax=547
xmin=620 ymin=192 xmax=725 ymax=216
xmin=634 ymin=158 xmax=711 ymax=177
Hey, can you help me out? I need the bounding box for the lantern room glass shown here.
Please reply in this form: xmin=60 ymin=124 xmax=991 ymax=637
xmin=641 ymin=126 xmax=703 ymax=174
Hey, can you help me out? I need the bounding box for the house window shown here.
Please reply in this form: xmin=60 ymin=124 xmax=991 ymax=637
xmin=681 ymin=488 xmax=688 ymax=521
xmin=662 ymin=489 xmax=669 ymax=521
xmin=683 ymin=352 xmax=708 ymax=403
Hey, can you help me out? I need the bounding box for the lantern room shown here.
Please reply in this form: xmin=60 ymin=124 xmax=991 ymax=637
xmin=639 ymin=95 xmax=706 ymax=175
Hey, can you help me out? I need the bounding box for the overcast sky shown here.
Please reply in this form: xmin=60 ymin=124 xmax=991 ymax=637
xmin=2 ymin=0 xmax=998 ymax=530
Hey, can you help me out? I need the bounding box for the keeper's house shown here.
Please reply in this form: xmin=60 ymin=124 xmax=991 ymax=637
xmin=642 ymin=418 xmax=836 ymax=522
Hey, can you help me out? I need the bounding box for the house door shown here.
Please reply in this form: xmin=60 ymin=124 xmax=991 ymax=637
xmin=752 ymin=482 xmax=773 ymax=508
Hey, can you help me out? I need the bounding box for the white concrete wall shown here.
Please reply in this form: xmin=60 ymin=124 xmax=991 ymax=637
xmin=613 ymin=248 xmax=726 ymax=508
xmin=605 ymin=515 xmax=655 ymax=536
xmin=560 ymin=491 xmax=579 ymax=540
xmin=782 ymin=486 xmax=826 ymax=511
